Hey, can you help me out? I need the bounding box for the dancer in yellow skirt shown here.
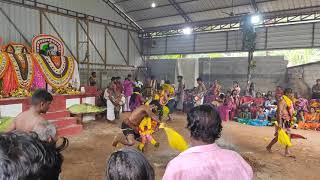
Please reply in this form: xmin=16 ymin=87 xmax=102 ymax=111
xmin=138 ymin=117 xmax=159 ymax=152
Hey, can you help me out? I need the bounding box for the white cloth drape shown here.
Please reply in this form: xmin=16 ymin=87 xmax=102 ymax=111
xmin=124 ymin=96 xmax=131 ymax=112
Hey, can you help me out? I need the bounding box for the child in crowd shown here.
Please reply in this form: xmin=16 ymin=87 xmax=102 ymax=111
xmin=240 ymin=106 xmax=251 ymax=119
xmin=249 ymin=103 xmax=258 ymax=119
xmin=264 ymin=94 xmax=277 ymax=121
xmin=256 ymin=106 xmax=267 ymax=121
xmin=253 ymin=92 xmax=265 ymax=106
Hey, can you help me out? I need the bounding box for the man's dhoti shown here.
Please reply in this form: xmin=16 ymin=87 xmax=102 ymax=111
xmin=123 ymin=96 xmax=131 ymax=112
xmin=107 ymin=99 xmax=115 ymax=121
xmin=194 ymin=96 xmax=204 ymax=107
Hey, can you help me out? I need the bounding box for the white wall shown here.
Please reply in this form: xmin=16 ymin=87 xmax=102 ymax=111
xmin=0 ymin=1 xmax=143 ymax=68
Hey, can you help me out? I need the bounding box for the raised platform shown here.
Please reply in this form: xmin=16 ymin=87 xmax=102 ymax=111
xmin=0 ymin=92 xmax=97 ymax=137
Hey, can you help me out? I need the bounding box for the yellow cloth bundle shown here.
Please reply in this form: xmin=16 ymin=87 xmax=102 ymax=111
xmin=274 ymin=121 xmax=292 ymax=147
xmin=282 ymin=95 xmax=293 ymax=108
xmin=159 ymin=123 xmax=188 ymax=152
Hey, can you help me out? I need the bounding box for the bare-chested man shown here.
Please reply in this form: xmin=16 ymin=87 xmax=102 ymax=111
xmin=6 ymin=89 xmax=56 ymax=141
xmin=266 ymin=88 xmax=294 ymax=157
xmin=112 ymin=100 xmax=161 ymax=147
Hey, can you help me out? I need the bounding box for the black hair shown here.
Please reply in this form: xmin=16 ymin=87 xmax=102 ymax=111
xmin=111 ymin=77 xmax=116 ymax=81
xmin=127 ymin=74 xmax=132 ymax=78
xmin=231 ymin=89 xmax=237 ymax=95
xmin=187 ymin=105 xmax=222 ymax=144
xmin=219 ymin=93 xmax=225 ymax=99
xmin=177 ymin=75 xmax=183 ymax=79
xmin=196 ymin=77 xmax=202 ymax=82
xmin=107 ymin=148 xmax=154 ymax=180
xmin=91 ymin=72 xmax=96 ymax=75
xmin=165 ymin=80 xmax=171 ymax=84
xmin=149 ymin=100 xmax=163 ymax=118
xmin=116 ymin=77 xmax=121 ymax=80
xmin=0 ymin=132 xmax=68 ymax=180
xmin=284 ymin=88 xmax=293 ymax=95
xmin=32 ymin=89 xmax=53 ymax=105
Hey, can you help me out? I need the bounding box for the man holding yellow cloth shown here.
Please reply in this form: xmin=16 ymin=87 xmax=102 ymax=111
xmin=266 ymin=88 xmax=295 ymax=157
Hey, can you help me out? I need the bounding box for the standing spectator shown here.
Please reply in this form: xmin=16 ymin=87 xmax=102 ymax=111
xmin=163 ymin=105 xmax=253 ymax=180
xmin=123 ymin=74 xmax=134 ymax=112
xmin=150 ymin=75 xmax=157 ymax=91
xmin=114 ymin=77 xmax=124 ymax=119
xmin=210 ymin=80 xmax=222 ymax=97
xmin=193 ymin=77 xmax=207 ymax=106
xmin=104 ymin=77 xmax=117 ymax=122
xmin=232 ymin=81 xmax=241 ymax=97
xmin=176 ymin=76 xmax=185 ymax=111
xmin=248 ymin=82 xmax=256 ymax=97
xmin=311 ymin=79 xmax=320 ymax=99
xmin=0 ymin=131 xmax=68 ymax=180
xmin=89 ymin=72 xmax=97 ymax=86
xmin=106 ymin=148 xmax=154 ymax=180
xmin=135 ymin=77 xmax=144 ymax=89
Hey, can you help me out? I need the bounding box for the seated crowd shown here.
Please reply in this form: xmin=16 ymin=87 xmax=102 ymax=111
xmin=198 ymin=80 xmax=320 ymax=130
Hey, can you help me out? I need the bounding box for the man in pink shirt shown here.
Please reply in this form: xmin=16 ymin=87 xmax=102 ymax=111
xmin=163 ymin=105 xmax=253 ymax=180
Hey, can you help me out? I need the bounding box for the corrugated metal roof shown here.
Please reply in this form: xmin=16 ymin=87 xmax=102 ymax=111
xmin=113 ymin=0 xmax=320 ymax=29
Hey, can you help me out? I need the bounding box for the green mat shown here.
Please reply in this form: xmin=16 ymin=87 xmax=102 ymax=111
xmin=67 ymin=103 xmax=106 ymax=114
xmin=0 ymin=117 xmax=14 ymax=132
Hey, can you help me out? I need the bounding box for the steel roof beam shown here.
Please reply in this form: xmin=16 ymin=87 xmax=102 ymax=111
xmin=142 ymin=5 xmax=320 ymax=34
xmin=168 ymin=0 xmax=192 ymax=23
xmin=250 ymin=0 xmax=259 ymax=12
xmin=114 ymin=0 xmax=132 ymax=4
xmin=135 ymin=0 xmax=274 ymax=22
xmin=101 ymin=0 xmax=142 ymax=31
xmin=126 ymin=0 xmax=197 ymax=14
xmin=0 ymin=0 xmax=137 ymax=31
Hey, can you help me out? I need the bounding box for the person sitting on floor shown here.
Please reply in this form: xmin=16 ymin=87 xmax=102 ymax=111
xmin=0 ymin=131 xmax=68 ymax=180
xmin=253 ymin=92 xmax=265 ymax=106
xmin=264 ymin=94 xmax=277 ymax=121
xmin=298 ymin=107 xmax=320 ymax=130
xmin=249 ymin=103 xmax=258 ymax=119
xmin=294 ymin=92 xmax=308 ymax=112
xmin=239 ymin=106 xmax=251 ymax=119
xmin=256 ymin=106 xmax=268 ymax=121
xmin=6 ymin=89 xmax=56 ymax=141
xmin=106 ymin=148 xmax=154 ymax=180
xmin=163 ymin=105 xmax=253 ymax=180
